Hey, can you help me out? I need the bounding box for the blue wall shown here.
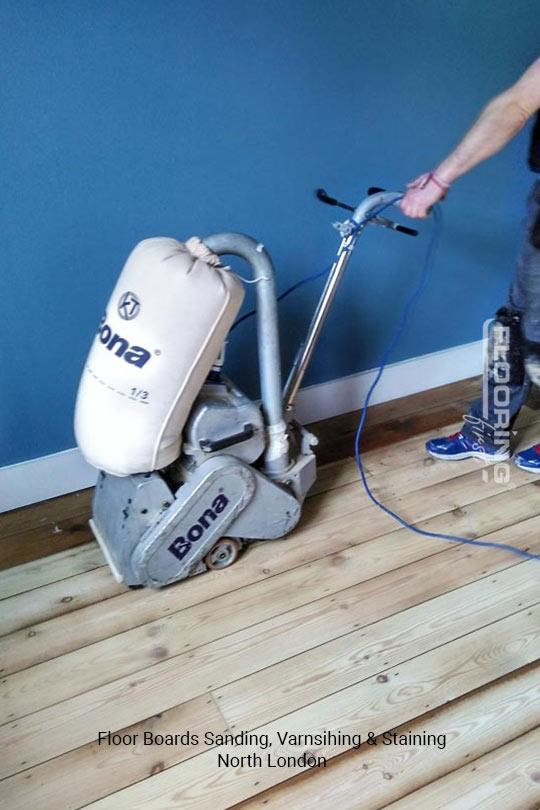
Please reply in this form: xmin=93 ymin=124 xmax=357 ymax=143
xmin=1 ymin=0 xmax=539 ymax=466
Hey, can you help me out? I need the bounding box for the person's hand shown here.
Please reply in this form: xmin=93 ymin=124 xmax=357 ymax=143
xmin=399 ymin=172 xmax=449 ymax=219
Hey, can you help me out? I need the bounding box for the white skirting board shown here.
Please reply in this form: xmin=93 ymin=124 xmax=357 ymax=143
xmin=0 ymin=339 xmax=483 ymax=512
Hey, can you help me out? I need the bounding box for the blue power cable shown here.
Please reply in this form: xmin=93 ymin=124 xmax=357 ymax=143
xmin=231 ymin=198 xmax=401 ymax=330
xmin=353 ymin=202 xmax=540 ymax=563
xmin=230 ymin=195 xmax=539 ymax=562
xmin=231 ymin=266 xmax=333 ymax=330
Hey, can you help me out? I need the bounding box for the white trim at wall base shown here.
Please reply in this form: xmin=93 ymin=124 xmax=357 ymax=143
xmin=0 ymin=449 xmax=97 ymax=513
xmin=294 ymin=339 xmax=483 ymax=425
xmin=0 ymin=339 xmax=483 ymax=512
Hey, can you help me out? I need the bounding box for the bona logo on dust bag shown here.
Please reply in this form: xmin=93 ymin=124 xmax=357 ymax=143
xmin=118 ymin=291 xmax=141 ymax=320
xmin=97 ymin=314 xmax=151 ymax=367
xmin=168 ymin=494 xmax=229 ymax=561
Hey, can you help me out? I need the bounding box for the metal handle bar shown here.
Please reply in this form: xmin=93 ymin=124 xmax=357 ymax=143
xmin=283 ymin=189 xmax=406 ymax=410
xmin=351 ymin=190 xmax=403 ymax=224
xmin=317 ymin=187 xmax=418 ymax=236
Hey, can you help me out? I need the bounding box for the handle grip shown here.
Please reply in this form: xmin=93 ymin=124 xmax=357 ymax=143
xmin=316 ymin=188 xmax=355 ymax=212
xmin=367 ymin=187 xmax=417 ymax=235
xmin=199 ymin=424 xmax=254 ymax=453
xmin=316 ymin=188 xmax=338 ymax=206
xmin=395 ymin=224 xmax=419 ymax=237
xmin=368 ymin=186 xmax=386 ymax=195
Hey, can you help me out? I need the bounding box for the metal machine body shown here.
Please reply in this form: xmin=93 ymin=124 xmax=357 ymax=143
xmin=91 ymin=455 xmax=303 ymax=587
xmin=90 ymin=190 xmax=413 ymax=588
xmin=183 ymin=375 xmax=266 ymax=467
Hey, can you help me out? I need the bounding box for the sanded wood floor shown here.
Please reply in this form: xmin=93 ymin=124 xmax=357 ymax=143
xmin=1 ymin=379 xmax=540 ymax=809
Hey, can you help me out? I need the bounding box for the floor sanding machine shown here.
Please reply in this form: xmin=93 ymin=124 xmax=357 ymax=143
xmin=74 ymin=189 xmax=417 ymax=587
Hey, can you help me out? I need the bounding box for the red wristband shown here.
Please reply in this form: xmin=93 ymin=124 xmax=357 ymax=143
xmin=428 ymin=172 xmax=451 ymax=191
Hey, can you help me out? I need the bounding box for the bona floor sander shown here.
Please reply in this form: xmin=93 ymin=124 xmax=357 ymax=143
xmin=75 ymin=188 xmax=417 ymax=588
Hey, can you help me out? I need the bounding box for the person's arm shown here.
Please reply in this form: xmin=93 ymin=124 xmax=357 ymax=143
xmin=400 ymin=57 xmax=540 ymax=218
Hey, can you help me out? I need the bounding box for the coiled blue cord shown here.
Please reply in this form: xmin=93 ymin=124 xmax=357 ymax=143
xmin=353 ymin=201 xmax=540 ymax=562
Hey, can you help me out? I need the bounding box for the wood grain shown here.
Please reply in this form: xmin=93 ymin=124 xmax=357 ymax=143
xmin=387 ymin=726 xmax=540 ymax=809
xmin=0 ymin=694 xmax=227 ymax=810
xmin=2 ymin=380 xmax=540 ymax=809
xmin=235 ymin=663 xmax=540 ymax=810
xmin=80 ymin=607 xmax=540 ymax=809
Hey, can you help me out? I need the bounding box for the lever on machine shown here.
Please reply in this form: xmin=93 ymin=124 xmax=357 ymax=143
xmin=315 ymin=188 xmax=355 ymax=212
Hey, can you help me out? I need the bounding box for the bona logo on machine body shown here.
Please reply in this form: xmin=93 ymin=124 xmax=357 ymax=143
xmin=97 ymin=314 xmax=151 ymax=368
xmin=168 ymin=494 xmax=229 ymax=561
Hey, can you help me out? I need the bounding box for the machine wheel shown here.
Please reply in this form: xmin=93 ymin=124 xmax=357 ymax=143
xmin=204 ymin=538 xmax=243 ymax=570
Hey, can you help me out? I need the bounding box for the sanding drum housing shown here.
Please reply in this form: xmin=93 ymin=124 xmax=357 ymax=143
xmin=74 ymin=236 xmax=244 ymax=476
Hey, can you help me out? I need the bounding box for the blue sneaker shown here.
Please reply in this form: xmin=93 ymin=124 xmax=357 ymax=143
xmin=426 ymin=432 xmax=510 ymax=461
xmin=514 ymin=444 xmax=540 ymax=473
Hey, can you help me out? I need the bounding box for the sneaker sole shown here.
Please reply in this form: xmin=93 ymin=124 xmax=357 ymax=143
xmin=513 ymin=458 xmax=540 ymax=473
xmin=427 ymin=448 xmax=511 ymax=462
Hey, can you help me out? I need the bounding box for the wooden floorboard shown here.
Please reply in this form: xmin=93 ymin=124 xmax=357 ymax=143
xmin=234 ymin=663 xmax=540 ymax=809
xmin=1 ymin=376 xmax=540 ymax=809
xmin=69 ymin=607 xmax=540 ymax=809
xmin=2 ymin=512 xmax=539 ymax=724
xmin=0 ymin=543 xmax=106 ymax=601
xmin=3 ymin=405 xmax=540 ymax=641
xmin=2 ymin=463 xmax=538 ymax=677
xmin=387 ymin=726 xmax=540 ymax=809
